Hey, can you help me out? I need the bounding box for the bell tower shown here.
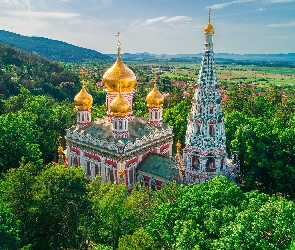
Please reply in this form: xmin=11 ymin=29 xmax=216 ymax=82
xmin=183 ymin=9 xmax=227 ymax=178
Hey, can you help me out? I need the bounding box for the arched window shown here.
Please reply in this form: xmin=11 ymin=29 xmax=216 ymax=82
xmin=192 ymin=156 xmax=200 ymax=170
xmin=196 ymin=124 xmax=201 ymax=134
xmin=209 ymin=102 xmax=214 ymax=114
xmin=73 ymin=156 xmax=78 ymax=166
xmin=109 ymin=168 xmax=115 ymax=182
xmin=155 ymin=111 xmax=158 ymax=120
xmin=86 ymin=161 xmax=91 ymax=176
xmin=149 ymin=178 xmax=156 ymax=190
xmin=209 ymin=125 xmax=215 ymax=136
xmin=198 ymin=106 xmax=202 ymax=114
xmin=119 ymin=121 xmax=123 ymax=130
xmin=206 ymin=157 xmax=215 ymax=172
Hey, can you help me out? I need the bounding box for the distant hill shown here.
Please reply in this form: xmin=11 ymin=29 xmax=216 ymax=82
xmin=108 ymin=52 xmax=295 ymax=66
xmin=0 ymin=43 xmax=81 ymax=100
xmin=0 ymin=30 xmax=110 ymax=62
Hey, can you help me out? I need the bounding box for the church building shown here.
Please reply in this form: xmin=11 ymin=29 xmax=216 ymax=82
xmin=66 ymin=33 xmax=176 ymax=190
xmin=65 ymin=12 xmax=237 ymax=188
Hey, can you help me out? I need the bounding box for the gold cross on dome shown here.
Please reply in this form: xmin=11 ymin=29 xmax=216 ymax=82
xmin=116 ymin=31 xmax=121 ymax=52
xmin=80 ymin=69 xmax=85 ymax=79
xmin=80 ymin=69 xmax=85 ymax=87
xmin=153 ymin=69 xmax=157 ymax=84
xmin=208 ymin=8 xmax=212 ymax=22
xmin=116 ymin=31 xmax=121 ymax=40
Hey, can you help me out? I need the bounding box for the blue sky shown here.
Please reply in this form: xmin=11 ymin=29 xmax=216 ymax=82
xmin=0 ymin=0 xmax=294 ymax=54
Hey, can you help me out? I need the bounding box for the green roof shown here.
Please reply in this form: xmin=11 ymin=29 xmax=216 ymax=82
xmin=138 ymin=154 xmax=180 ymax=181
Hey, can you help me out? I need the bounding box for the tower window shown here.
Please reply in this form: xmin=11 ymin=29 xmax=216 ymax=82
xmin=198 ymin=106 xmax=202 ymax=114
xmin=86 ymin=162 xmax=91 ymax=176
xmin=119 ymin=121 xmax=123 ymax=130
xmin=209 ymin=125 xmax=215 ymax=136
xmin=155 ymin=112 xmax=158 ymax=120
xmin=209 ymin=102 xmax=214 ymax=114
xmin=196 ymin=124 xmax=201 ymax=134
xmin=95 ymin=164 xmax=99 ymax=176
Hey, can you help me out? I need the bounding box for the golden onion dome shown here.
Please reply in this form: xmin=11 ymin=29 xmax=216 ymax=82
xmin=110 ymin=91 xmax=130 ymax=116
xmin=103 ymin=55 xmax=136 ymax=92
xmin=74 ymin=84 xmax=93 ymax=109
xmin=103 ymin=32 xmax=136 ymax=92
xmin=204 ymin=9 xmax=214 ymax=34
xmin=204 ymin=22 xmax=214 ymax=34
xmin=146 ymin=83 xmax=164 ymax=108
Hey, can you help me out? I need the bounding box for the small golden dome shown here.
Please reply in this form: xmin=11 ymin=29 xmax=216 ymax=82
xmin=110 ymin=91 xmax=130 ymax=116
xmin=146 ymin=84 xmax=164 ymax=108
xmin=204 ymin=22 xmax=214 ymax=34
xmin=103 ymin=33 xmax=136 ymax=92
xmin=74 ymin=69 xmax=93 ymax=109
xmin=74 ymin=85 xmax=93 ymax=109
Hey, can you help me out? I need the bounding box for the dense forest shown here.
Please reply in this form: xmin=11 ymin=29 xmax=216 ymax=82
xmin=0 ymin=44 xmax=295 ymax=249
xmin=0 ymin=30 xmax=110 ymax=62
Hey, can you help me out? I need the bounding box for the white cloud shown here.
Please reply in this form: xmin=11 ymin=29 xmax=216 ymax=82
xmin=145 ymin=16 xmax=167 ymax=25
xmin=163 ymin=16 xmax=191 ymax=23
xmin=267 ymin=21 xmax=295 ymax=27
xmin=6 ymin=10 xmax=80 ymax=19
xmin=145 ymin=16 xmax=192 ymax=25
xmin=255 ymin=7 xmax=265 ymax=11
xmin=0 ymin=0 xmax=31 ymax=9
xmin=266 ymin=0 xmax=295 ymax=2
xmin=208 ymin=0 xmax=253 ymax=10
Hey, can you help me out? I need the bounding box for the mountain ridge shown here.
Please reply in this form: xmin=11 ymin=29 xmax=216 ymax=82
xmin=0 ymin=30 xmax=111 ymax=63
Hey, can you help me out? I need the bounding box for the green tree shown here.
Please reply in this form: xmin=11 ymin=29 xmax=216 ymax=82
xmin=88 ymin=181 xmax=161 ymax=249
xmin=146 ymin=177 xmax=295 ymax=249
xmin=118 ymin=228 xmax=156 ymax=250
xmin=146 ymin=177 xmax=243 ymax=249
xmin=0 ymin=112 xmax=42 ymax=173
xmin=32 ymin=165 xmax=90 ymax=250
xmin=0 ymin=201 xmax=21 ymax=250
xmin=1 ymin=87 xmax=32 ymax=114
xmin=22 ymin=96 xmax=75 ymax=163
xmin=211 ymin=191 xmax=295 ymax=250
xmin=0 ymin=162 xmax=42 ymax=248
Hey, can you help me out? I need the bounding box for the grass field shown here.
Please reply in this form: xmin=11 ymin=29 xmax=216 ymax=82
xmin=149 ymin=62 xmax=295 ymax=87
